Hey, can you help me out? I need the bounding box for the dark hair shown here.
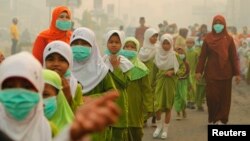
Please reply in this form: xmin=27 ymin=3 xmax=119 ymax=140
xmin=12 ymin=17 xmax=18 ymax=23
xmin=199 ymin=24 xmax=208 ymax=33
xmin=140 ymin=17 xmax=145 ymax=21
xmin=179 ymin=28 xmax=189 ymax=38
xmin=119 ymin=25 xmax=124 ymax=30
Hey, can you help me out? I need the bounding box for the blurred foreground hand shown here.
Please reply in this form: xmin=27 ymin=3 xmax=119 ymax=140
xmin=70 ymin=90 xmax=120 ymax=141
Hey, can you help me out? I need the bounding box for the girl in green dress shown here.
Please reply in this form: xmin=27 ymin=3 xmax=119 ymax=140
xmin=70 ymin=27 xmax=117 ymax=141
xmin=174 ymin=47 xmax=190 ymax=119
xmin=153 ymin=34 xmax=185 ymax=139
xmin=121 ymin=37 xmax=153 ymax=141
xmin=103 ymin=30 xmax=134 ymax=141
xmin=138 ymin=28 xmax=159 ymax=126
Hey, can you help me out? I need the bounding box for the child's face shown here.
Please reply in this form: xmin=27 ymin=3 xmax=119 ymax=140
xmin=43 ymin=83 xmax=57 ymax=99
xmin=71 ymin=39 xmax=92 ymax=47
xmin=149 ymin=34 xmax=158 ymax=44
xmin=45 ymin=53 xmax=69 ymax=77
xmin=186 ymin=39 xmax=195 ymax=48
xmin=2 ymin=77 xmax=37 ymax=92
xmin=162 ymin=39 xmax=171 ymax=51
xmin=107 ymin=34 xmax=121 ymax=54
xmin=124 ymin=41 xmax=137 ymax=51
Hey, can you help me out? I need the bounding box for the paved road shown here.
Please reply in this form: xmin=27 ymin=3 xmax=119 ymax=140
xmin=142 ymin=108 xmax=207 ymax=141
xmin=142 ymin=81 xmax=250 ymax=141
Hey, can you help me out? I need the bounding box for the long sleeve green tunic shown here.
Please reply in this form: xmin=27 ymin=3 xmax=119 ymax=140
xmin=143 ymin=58 xmax=158 ymax=112
xmin=174 ymin=59 xmax=189 ymax=112
xmin=84 ymin=73 xmax=116 ymax=96
xmin=83 ymin=73 xmax=116 ymax=141
xmin=127 ymin=74 xmax=153 ymax=127
xmin=110 ymin=68 xmax=129 ymax=128
xmin=195 ymin=46 xmax=206 ymax=85
xmin=186 ymin=47 xmax=199 ymax=101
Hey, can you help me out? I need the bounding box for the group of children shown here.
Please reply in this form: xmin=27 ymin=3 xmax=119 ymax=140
xmin=0 ymin=5 xmax=214 ymax=141
xmin=0 ymin=25 xmax=208 ymax=141
xmin=237 ymin=39 xmax=250 ymax=84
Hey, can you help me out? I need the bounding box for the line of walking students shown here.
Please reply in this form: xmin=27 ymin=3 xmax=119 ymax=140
xmin=0 ymin=5 xmax=241 ymax=141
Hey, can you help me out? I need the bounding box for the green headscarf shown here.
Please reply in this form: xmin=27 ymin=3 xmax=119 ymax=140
xmin=123 ymin=37 xmax=149 ymax=80
xmin=42 ymin=69 xmax=74 ymax=132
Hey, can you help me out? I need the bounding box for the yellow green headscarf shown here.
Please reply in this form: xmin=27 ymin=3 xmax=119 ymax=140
xmin=42 ymin=69 xmax=74 ymax=133
xmin=124 ymin=37 xmax=149 ymax=80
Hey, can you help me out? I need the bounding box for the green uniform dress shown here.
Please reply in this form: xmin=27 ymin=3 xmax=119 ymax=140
xmin=127 ymin=74 xmax=152 ymax=141
xmin=142 ymin=58 xmax=157 ymax=119
xmin=186 ymin=47 xmax=199 ymax=107
xmin=121 ymin=37 xmax=154 ymax=141
xmin=155 ymin=55 xmax=185 ymax=111
xmin=108 ymin=68 xmax=130 ymax=141
xmin=195 ymin=46 xmax=206 ymax=109
xmin=174 ymin=59 xmax=189 ymax=112
xmin=84 ymin=72 xmax=117 ymax=141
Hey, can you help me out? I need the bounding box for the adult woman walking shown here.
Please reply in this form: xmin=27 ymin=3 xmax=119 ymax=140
xmin=196 ymin=15 xmax=241 ymax=125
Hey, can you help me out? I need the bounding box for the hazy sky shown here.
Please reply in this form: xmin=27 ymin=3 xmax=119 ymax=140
xmin=75 ymin=0 xmax=227 ymax=28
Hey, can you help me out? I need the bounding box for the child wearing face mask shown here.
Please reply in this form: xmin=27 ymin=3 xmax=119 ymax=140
xmin=42 ymin=69 xmax=74 ymax=137
xmin=237 ymin=40 xmax=249 ymax=79
xmin=43 ymin=41 xmax=83 ymax=113
xmin=0 ymin=52 xmax=52 ymax=141
xmin=174 ymin=46 xmax=190 ymax=120
xmin=103 ymin=30 xmax=134 ymax=141
xmin=185 ymin=37 xmax=199 ymax=110
xmin=70 ymin=27 xmax=118 ymax=141
xmin=33 ymin=6 xmax=73 ymax=64
xmin=120 ymin=37 xmax=153 ymax=141
xmin=194 ymin=37 xmax=207 ymax=111
xmin=0 ymin=51 xmax=121 ymax=141
xmin=138 ymin=27 xmax=159 ymax=127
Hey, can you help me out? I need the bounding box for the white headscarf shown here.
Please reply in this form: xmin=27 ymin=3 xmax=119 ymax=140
xmin=138 ymin=28 xmax=158 ymax=62
xmin=103 ymin=30 xmax=134 ymax=72
xmin=70 ymin=27 xmax=109 ymax=94
xmin=155 ymin=34 xmax=179 ymax=73
xmin=43 ymin=41 xmax=78 ymax=96
xmin=0 ymin=51 xmax=51 ymax=141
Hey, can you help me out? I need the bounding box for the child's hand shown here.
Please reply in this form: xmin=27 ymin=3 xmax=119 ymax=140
xmin=109 ymin=54 xmax=120 ymax=68
xmin=165 ymin=70 xmax=174 ymax=77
